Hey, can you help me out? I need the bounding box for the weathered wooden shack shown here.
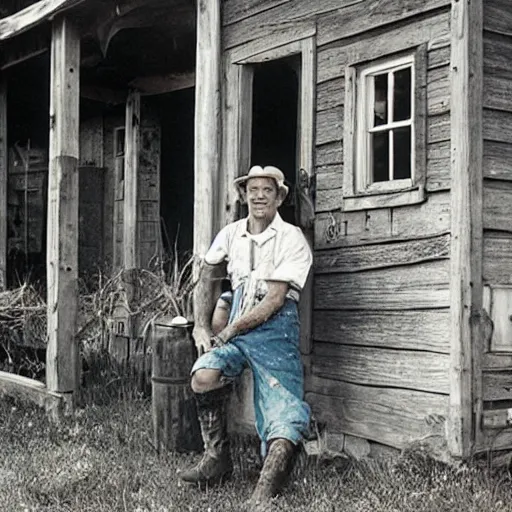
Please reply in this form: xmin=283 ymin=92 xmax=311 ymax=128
xmin=1 ymin=0 xmax=512 ymax=461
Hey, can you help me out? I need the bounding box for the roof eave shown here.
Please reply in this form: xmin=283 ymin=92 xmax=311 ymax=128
xmin=0 ymin=0 xmax=87 ymax=42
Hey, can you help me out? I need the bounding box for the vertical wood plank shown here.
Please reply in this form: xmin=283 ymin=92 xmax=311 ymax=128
xmin=46 ymin=15 xmax=80 ymax=394
xmin=342 ymin=65 xmax=357 ymax=197
xmin=238 ymin=66 xmax=254 ymax=186
xmin=123 ymin=91 xmax=140 ymax=270
xmin=220 ymin=60 xmax=241 ymax=227
xmin=299 ymin=37 xmax=316 ymax=356
xmin=194 ymin=0 xmax=221 ymax=274
xmin=221 ymin=62 xmax=254 ymax=227
xmin=0 ymin=77 xmax=7 ymax=290
xmin=448 ymin=0 xmax=483 ymax=458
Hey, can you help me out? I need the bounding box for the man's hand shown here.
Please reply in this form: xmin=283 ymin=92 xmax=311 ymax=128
xmin=192 ymin=325 xmax=213 ymax=355
xmin=215 ymin=324 xmax=237 ymax=346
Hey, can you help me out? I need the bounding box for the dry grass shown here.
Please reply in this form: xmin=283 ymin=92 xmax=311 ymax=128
xmin=2 ymin=361 xmax=512 ymax=512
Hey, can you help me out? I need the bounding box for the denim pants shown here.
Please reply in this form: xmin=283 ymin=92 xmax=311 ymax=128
xmin=191 ymin=299 xmax=311 ymax=452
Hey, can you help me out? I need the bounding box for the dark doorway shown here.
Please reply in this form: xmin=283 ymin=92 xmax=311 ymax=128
xmin=5 ymin=52 xmax=50 ymax=288
xmin=251 ymin=57 xmax=300 ymax=225
xmin=157 ymin=88 xmax=195 ymax=263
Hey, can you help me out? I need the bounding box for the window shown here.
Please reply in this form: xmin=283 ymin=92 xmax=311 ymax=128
xmin=343 ymin=47 xmax=427 ymax=211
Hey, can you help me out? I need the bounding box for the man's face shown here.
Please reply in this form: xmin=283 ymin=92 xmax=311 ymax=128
xmin=245 ymin=177 xmax=283 ymax=221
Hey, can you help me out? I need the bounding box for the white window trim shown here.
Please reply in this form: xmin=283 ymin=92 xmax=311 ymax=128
xmin=343 ymin=46 xmax=427 ymax=212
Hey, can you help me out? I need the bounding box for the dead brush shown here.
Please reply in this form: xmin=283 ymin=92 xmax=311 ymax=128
xmin=0 ymin=282 xmax=47 ymax=378
xmin=78 ymin=252 xmax=196 ymax=398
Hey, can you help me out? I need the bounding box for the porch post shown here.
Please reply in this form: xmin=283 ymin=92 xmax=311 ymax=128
xmin=0 ymin=77 xmax=6 ymax=290
xmin=193 ymin=0 xmax=221 ymax=274
xmin=123 ymin=90 xmax=140 ymax=270
xmin=448 ymin=0 xmax=483 ymax=458
xmin=46 ymin=15 xmax=80 ymax=396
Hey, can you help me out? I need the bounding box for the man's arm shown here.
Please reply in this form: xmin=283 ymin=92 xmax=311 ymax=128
xmin=216 ymin=280 xmax=288 ymax=344
xmin=193 ymin=261 xmax=226 ymax=353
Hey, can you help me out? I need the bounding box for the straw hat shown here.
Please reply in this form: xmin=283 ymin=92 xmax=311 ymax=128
xmin=234 ymin=165 xmax=289 ymax=198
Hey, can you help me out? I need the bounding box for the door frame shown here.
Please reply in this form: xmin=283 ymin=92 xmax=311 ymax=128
xmin=221 ymin=33 xmax=316 ymax=356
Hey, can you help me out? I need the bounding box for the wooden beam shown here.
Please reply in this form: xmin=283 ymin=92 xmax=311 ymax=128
xmin=0 ymin=371 xmax=67 ymax=413
xmin=46 ymin=15 xmax=80 ymax=395
xmin=0 ymin=0 xmax=85 ymax=41
xmin=129 ymin=71 xmax=195 ymax=96
xmin=0 ymin=77 xmax=6 ymax=290
xmin=448 ymin=0 xmax=483 ymax=458
xmin=1 ymin=48 xmax=48 ymax=71
xmin=193 ymin=0 xmax=221 ymax=273
xmin=123 ymin=90 xmax=140 ymax=270
xmin=80 ymin=84 xmax=126 ymax=105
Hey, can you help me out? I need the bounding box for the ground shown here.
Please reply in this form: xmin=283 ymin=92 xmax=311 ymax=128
xmin=2 ymin=363 xmax=512 ymax=512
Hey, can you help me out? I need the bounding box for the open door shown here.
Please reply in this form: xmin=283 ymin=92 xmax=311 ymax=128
xmin=222 ymin=37 xmax=316 ymax=356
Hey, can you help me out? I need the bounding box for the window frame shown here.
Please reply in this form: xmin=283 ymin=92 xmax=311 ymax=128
xmin=343 ymin=45 xmax=427 ymax=212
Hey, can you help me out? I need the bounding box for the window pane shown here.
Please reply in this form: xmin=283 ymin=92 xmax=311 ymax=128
xmin=393 ymin=67 xmax=412 ymax=121
xmin=393 ymin=126 xmax=412 ymax=179
xmin=372 ymin=131 xmax=389 ymax=182
xmin=373 ymin=73 xmax=388 ymax=126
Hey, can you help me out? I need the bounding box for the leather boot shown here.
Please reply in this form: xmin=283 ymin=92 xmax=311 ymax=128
xmin=248 ymin=438 xmax=295 ymax=510
xmin=179 ymin=387 xmax=232 ymax=486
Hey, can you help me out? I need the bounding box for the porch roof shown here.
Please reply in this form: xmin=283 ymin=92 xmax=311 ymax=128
xmin=0 ymin=0 xmax=86 ymax=41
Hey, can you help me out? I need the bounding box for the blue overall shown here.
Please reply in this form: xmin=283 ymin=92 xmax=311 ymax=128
xmin=191 ymin=291 xmax=311 ymax=453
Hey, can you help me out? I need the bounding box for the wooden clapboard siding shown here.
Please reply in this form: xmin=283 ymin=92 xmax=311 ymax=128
xmin=316 ymin=12 xmax=450 ymax=84
xmin=316 ymin=77 xmax=344 ymax=112
xmin=390 ymin=191 xmax=450 ymax=240
xmin=315 ymin=233 xmax=449 ymax=273
xmin=428 ymin=112 xmax=450 ymax=143
xmin=316 ymin=1 xmax=450 ymax=47
xmin=484 ymin=76 xmax=512 ymax=113
xmin=314 ymin=191 xmax=450 ymax=249
xmin=316 ymin=141 xmax=342 ymax=168
xmin=478 ymin=429 xmax=512 ymax=453
xmin=312 ymin=342 xmax=450 ymax=393
xmin=316 ymin=105 xmax=343 ymax=146
xmin=483 ymin=234 xmax=512 ymax=285
xmin=223 ymin=0 xmax=450 ymax=51
xmin=483 ymin=31 xmax=512 ymax=80
xmin=314 ymin=260 xmax=449 ymax=310
xmin=223 ymin=0 xmax=362 ymax=49
xmin=484 ymin=141 xmax=512 ymax=181
xmin=483 ymin=110 xmax=512 ymax=144
xmin=223 ymin=0 xmax=290 ymax=26
xmin=427 ymin=65 xmax=450 ymax=116
xmin=306 ymin=376 xmax=449 ymax=449
xmin=482 ymin=371 xmax=512 ymax=402
xmin=315 ymin=170 xmax=342 ymax=191
xmin=483 ymin=0 xmax=512 ymax=37
xmin=483 ymin=181 xmax=512 ymax=233
xmin=482 ymin=15 xmax=512 ymax=293
xmin=481 ymin=2 xmax=512 ymax=445
xmin=313 ymin=309 xmax=450 ymax=353
xmin=428 ymin=40 xmax=450 ymax=69
xmin=427 ymin=141 xmax=450 ymax=191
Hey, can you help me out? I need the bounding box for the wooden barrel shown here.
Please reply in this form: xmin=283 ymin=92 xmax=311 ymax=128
xmin=151 ymin=318 xmax=202 ymax=453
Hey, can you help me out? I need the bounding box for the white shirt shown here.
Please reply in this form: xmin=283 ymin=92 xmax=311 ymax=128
xmin=204 ymin=213 xmax=312 ymax=309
